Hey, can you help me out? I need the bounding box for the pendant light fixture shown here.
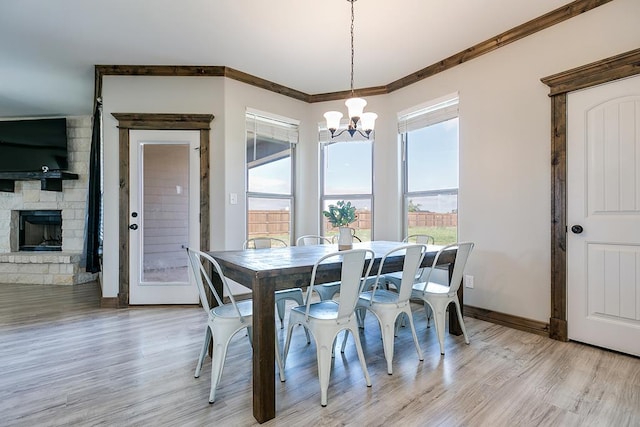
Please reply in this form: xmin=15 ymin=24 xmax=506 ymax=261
xmin=324 ymin=0 xmax=377 ymax=139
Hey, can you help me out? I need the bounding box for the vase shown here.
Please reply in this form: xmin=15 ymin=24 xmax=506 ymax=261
xmin=337 ymin=226 xmax=353 ymax=251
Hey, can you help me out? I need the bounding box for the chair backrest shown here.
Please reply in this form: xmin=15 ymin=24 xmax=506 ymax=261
xmin=421 ymin=242 xmax=474 ymax=295
xmin=243 ymin=237 xmax=288 ymax=249
xmin=404 ymin=234 xmax=435 ymax=245
xmin=306 ymin=248 xmax=375 ymax=321
xmin=296 ymin=235 xmax=331 ymax=246
xmin=372 ymin=244 xmax=427 ymax=302
xmin=185 ymin=247 xmax=246 ymax=321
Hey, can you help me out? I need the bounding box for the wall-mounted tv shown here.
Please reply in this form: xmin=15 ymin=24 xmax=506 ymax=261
xmin=0 ymin=118 xmax=68 ymax=173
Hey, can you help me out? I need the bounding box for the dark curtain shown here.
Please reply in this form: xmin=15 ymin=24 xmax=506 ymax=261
xmin=85 ymin=100 xmax=102 ymax=273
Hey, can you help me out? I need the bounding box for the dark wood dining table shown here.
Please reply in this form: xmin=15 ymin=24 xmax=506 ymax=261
xmin=209 ymin=240 xmax=461 ymax=423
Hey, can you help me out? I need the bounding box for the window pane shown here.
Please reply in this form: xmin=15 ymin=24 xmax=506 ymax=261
xmin=247 ymin=197 xmax=291 ymax=242
xmin=142 ymin=144 xmax=189 ymax=283
xmin=323 ymin=141 xmax=372 ymax=195
xmin=322 ymin=198 xmax=372 ymax=242
xmin=406 ymin=194 xmax=457 ymax=244
xmin=247 ymin=134 xmax=291 ymax=194
xmin=407 ymin=118 xmax=458 ymax=192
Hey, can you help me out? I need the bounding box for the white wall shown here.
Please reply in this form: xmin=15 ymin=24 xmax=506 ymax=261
xmin=100 ymin=0 xmax=639 ymax=322
xmin=220 ymin=79 xmax=314 ymax=248
xmin=101 ymin=76 xmax=312 ymax=298
xmin=383 ymin=0 xmax=640 ymax=322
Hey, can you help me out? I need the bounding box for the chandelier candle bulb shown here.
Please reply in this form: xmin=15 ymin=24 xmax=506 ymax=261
xmin=345 ymin=97 xmax=367 ymax=121
xmin=324 ymin=111 xmax=343 ymax=131
xmin=360 ymin=112 xmax=378 ymax=133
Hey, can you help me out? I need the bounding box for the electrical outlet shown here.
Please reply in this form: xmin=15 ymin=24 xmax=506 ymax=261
xmin=464 ymin=274 xmax=474 ymax=289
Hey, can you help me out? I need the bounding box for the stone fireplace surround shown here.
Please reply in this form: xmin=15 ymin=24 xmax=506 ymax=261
xmin=0 ymin=116 xmax=97 ymax=285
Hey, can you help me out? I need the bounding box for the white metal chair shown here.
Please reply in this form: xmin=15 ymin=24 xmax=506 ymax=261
xmin=384 ymin=234 xmax=435 ymax=329
xmin=411 ymin=242 xmax=475 ymax=355
xmin=296 ymin=235 xmax=331 ymax=246
xmin=243 ymin=237 xmax=308 ymax=335
xmin=296 ymin=234 xmax=344 ymax=300
xmin=243 ymin=237 xmax=288 ymax=249
xmin=384 ymin=234 xmax=435 ymax=291
xmin=353 ymin=244 xmax=426 ymax=374
xmin=185 ymin=247 xmax=285 ymax=403
xmin=283 ymin=248 xmax=375 ymax=407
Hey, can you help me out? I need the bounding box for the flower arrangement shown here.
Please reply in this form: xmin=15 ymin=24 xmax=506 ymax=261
xmin=322 ymin=200 xmax=357 ymax=228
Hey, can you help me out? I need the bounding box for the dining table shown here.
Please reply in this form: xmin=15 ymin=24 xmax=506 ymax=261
xmin=208 ymin=240 xmax=461 ymax=423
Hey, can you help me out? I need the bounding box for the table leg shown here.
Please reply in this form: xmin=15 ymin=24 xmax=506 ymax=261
xmin=448 ymin=262 xmax=463 ymax=336
xmin=252 ymin=276 xmax=276 ymax=423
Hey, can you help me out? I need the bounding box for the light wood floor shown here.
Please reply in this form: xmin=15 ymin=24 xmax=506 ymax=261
xmin=1 ymin=282 xmax=638 ymax=427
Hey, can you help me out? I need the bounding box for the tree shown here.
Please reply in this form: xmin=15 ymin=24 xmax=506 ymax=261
xmin=408 ymin=199 xmax=421 ymax=212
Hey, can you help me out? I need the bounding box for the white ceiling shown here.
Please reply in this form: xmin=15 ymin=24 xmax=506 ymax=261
xmin=0 ymin=0 xmax=572 ymax=118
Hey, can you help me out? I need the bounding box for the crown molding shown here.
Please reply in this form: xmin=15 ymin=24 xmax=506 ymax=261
xmin=95 ymin=0 xmax=613 ymax=103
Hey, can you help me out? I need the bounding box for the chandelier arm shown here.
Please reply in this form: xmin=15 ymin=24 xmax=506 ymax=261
xmin=329 ymin=127 xmax=370 ymax=139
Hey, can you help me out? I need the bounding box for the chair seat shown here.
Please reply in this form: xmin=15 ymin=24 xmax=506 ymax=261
xmin=291 ymin=300 xmax=341 ymax=320
xmin=312 ymin=281 xmax=341 ymax=300
xmin=359 ymin=289 xmax=401 ymax=304
xmin=211 ymin=299 xmax=253 ymax=318
xmin=412 ymin=281 xmax=452 ymax=296
xmin=384 ymin=271 xmax=401 ymax=281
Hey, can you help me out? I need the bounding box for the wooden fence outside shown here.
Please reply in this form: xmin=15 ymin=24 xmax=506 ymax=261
xmin=248 ymin=210 xmax=457 ymax=235
xmin=407 ymin=211 xmax=457 ymax=227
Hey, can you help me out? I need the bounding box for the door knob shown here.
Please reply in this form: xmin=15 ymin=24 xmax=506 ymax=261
xmin=129 ymin=224 xmax=138 ymax=230
xmin=571 ymin=225 xmax=583 ymax=234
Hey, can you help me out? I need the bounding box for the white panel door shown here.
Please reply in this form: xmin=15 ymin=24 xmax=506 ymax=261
xmin=567 ymin=75 xmax=640 ymax=356
xmin=129 ymin=130 xmax=200 ymax=305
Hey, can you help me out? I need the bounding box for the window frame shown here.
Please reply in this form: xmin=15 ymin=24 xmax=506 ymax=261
xmin=319 ymin=130 xmax=374 ymax=241
xmin=399 ymin=95 xmax=459 ymax=242
xmin=245 ymin=110 xmax=298 ymax=245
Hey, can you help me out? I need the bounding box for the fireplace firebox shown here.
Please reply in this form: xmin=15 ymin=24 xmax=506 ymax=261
xmin=19 ymin=210 xmax=62 ymax=251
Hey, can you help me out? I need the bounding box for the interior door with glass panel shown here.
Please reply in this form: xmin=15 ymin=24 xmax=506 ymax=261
xmin=129 ymin=130 xmax=200 ymax=305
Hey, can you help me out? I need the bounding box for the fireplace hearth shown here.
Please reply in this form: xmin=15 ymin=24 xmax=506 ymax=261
xmin=19 ymin=210 xmax=62 ymax=252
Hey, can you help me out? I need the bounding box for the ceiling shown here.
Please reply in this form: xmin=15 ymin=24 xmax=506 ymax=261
xmin=0 ymin=0 xmax=573 ymax=118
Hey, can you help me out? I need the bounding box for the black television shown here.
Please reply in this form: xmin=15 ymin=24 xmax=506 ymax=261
xmin=0 ymin=118 xmax=69 ymax=173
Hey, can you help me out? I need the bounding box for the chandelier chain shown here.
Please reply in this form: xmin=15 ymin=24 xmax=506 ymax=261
xmin=323 ymin=0 xmax=376 ymax=139
xmin=350 ymin=0 xmax=355 ymax=97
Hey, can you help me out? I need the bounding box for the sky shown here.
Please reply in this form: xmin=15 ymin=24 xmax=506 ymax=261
xmin=247 ymin=117 xmax=458 ymax=212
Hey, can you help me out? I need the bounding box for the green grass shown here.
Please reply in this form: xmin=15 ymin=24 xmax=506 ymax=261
xmin=407 ymin=226 xmax=457 ymax=245
xmin=250 ymin=226 xmax=457 ymax=246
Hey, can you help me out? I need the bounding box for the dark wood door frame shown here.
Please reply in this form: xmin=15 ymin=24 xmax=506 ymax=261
xmin=112 ymin=113 xmax=214 ymax=308
xmin=541 ymin=48 xmax=640 ymax=340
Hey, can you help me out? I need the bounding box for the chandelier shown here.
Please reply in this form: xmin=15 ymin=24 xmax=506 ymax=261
xmin=324 ymin=0 xmax=377 ymax=139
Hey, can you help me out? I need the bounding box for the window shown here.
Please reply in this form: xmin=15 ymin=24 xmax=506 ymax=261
xmin=320 ymin=129 xmax=373 ymax=241
xmin=246 ymin=110 xmax=298 ymax=244
xmin=399 ymin=95 xmax=459 ymax=244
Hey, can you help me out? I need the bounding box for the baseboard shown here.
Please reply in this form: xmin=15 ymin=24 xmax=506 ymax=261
xmin=101 ymin=297 xmax=119 ymax=308
xmin=222 ymin=292 xmax=252 ymax=304
xmin=464 ymin=305 xmax=550 ymax=337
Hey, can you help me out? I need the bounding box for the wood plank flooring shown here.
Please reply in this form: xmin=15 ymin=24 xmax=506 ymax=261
xmin=1 ymin=282 xmax=638 ymax=426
